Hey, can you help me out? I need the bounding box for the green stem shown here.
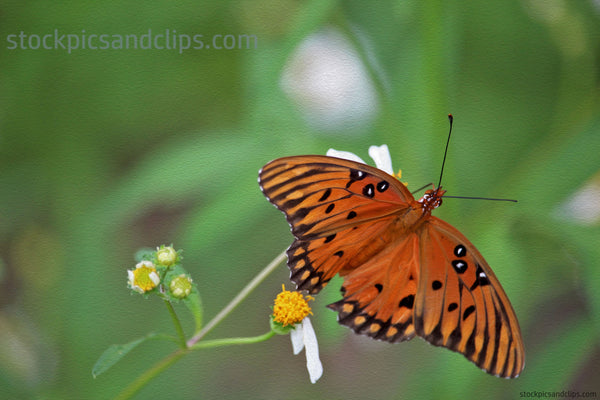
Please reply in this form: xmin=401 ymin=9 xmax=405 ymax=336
xmin=115 ymin=251 xmax=286 ymax=399
xmin=187 ymin=249 xmax=287 ymax=347
xmin=190 ymin=331 xmax=276 ymax=350
xmin=114 ymin=348 xmax=187 ymax=400
xmin=115 ymin=331 xmax=276 ymax=400
xmin=164 ymin=299 xmax=187 ymax=348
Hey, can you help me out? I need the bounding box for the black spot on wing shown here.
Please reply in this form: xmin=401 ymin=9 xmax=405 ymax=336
xmin=469 ymin=264 xmax=490 ymax=291
xmin=399 ymin=294 xmax=414 ymax=309
xmin=452 ymin=260 xmax=468 ymax=274
xmin=454 ymin=244 xmax=467 ymax=257
xmin=350 ymin=169 xmax=367 ymax=181
xmin=318 ymin=188 xmax=332 ymax=201
xmin=324 ymin=233 xmax=336 ymax=243
xmin=477 ymin=264 xmax=490 ymax=286
xmin=462 ymin=305 xmax=476 ymax=321
xmin=376 ymin=181 xmax=389 ymax=192
xmin=346 ymin=169 xmax=367 ymax=188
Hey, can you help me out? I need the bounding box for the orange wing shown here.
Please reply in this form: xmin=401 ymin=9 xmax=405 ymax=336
xmin=413 ymin=217 xmax=525 ymax=378
xmin=259 ymin=155 xmax=414 ymax=293
xmin=327 ymin=231 xmax=421 ymax=343
xmin=259 ymin=155 xmax=525 ymax=378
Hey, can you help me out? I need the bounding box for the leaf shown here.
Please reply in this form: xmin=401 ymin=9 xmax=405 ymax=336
xmin=184 ymin=290 xmax=203 ymax=333
xmin=91 ymin=333 xmax=172 ymax=378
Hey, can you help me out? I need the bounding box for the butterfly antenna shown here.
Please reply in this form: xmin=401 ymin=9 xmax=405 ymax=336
xmin=437 ymin=114 xmax=453 ymax=189
xmin=444 ymin=195 xmax=518 ymax=202
xmin=435 ymin=115 xmax=518 ymax=203
xmin=411 ymin=183 xmax=433 ymax=195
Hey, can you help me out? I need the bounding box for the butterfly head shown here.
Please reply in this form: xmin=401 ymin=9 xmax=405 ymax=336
xmin=419 ymin=187 xmax=446 ymax=213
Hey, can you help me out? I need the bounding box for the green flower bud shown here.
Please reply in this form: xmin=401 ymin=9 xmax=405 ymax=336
xmin=156 ymin=245 xmax=178 ymax=267
xmin=169 ymin=274 xmax=192 ymax=299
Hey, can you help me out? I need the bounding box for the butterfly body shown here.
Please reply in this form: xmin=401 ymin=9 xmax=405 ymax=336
xmin=259 ymin=155 xmax=524 ymax=378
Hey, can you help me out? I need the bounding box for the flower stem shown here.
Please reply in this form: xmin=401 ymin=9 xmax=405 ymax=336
xmin=163 ymin=299 xmax=187 ymax=348
xmin=115 ymin=250 xmax=287 ymax=399
xmin=187 ymin=249 xmax=287 ymax=347
xmin=114 ymin=348 xmax=187 ymax=400
xmin=190 ymin=331 xmax=276 ymax=350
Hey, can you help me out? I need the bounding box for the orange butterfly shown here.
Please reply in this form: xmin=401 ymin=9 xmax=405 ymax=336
xmin=259 ymin=138 xmax=525 ymax=378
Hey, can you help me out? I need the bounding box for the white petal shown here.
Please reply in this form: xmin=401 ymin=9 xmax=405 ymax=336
xmin=149 ymin=271 xmax=161 ymax=286
xmin=301 ymin=318 xmax=323 ymax=383
xmin=326 ymin=149 xmax=366 ymax=164
xmin=290 ymin=323 xmax=304 ymax=355
xmin=368 ymin=145 xmax=393 ymax=175
xmin=127 ymin=270 xmax=134 ymax=284
xmin=136 ymin=260 xmax=155 ymax=269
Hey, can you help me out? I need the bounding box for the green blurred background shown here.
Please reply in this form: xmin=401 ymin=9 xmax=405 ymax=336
xmin=1 ymin=1 xmax=599 ymax=399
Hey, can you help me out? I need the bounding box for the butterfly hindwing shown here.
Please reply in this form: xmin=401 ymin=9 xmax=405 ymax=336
xmin=328 ymin=232 xmax=421 ymax=343
xmin=414 ymin=216 xmax=525 ymax=378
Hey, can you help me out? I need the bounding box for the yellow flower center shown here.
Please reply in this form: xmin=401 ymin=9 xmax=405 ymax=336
xmin=272 ymin=285 xmax=313 ymax=326
xmin=133 ymin=265 xmax=159 ymax=292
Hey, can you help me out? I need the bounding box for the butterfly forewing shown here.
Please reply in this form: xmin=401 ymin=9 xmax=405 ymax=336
xmin=259 ymin=156 xmax=414 ymax=294
xmin=414 ymin=216 xmax=525 ymax=378
xmin=259 ymin=156 xmax=414 ymax=240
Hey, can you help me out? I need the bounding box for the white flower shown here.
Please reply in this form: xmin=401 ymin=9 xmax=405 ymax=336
xmin=290 ymin=317 xmax=323 ymax=384
xmin=127 ymin=261 xmax=160 ymax=293
xmin=327 ymin=144 xmax=394 ymax=175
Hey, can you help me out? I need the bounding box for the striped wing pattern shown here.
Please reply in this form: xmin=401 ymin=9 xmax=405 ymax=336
xmin=259 ymin=155 xmax=525 ymax=378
